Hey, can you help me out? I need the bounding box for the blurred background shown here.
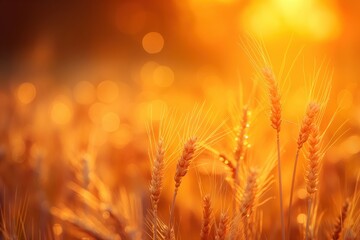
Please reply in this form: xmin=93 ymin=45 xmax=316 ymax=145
xmin=0 ymin=0 xmax=359 ymax=120
xmin=0 ymin=0 xmax=360 ymax=239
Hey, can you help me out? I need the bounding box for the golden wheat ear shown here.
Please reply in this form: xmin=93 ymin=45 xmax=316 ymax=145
xmin=297 ymin=102 xmax=321 ymax=150
xmin=215 ymin=212 xmax=229 ymax=240
xmin=263 ymin=67 xmax=281 ymax=133
xmin=234 ymin=106 xmax=250 ymax=163
xmin=331 ymin=199 xmax=350 ymax=240
xmin=168 ymin=137 xmax=197 ymax=229
xmin=149 ymin=138 xmax=165 ymax=240
xmin=200 ymin=194 xmax=213 ymax=240
xmin=50 ymin=207 xmax=121 ymax=240
xmin=164 ymin=226 xmax=176 ymax=240
xmin=343 ymin=175 xmax=360 ymax=239
xmin=305 ymin=125 xmax=322 ymax=240
xmin=305 ymin=126 xmax=322 ymax=199
xmin=288 ymin=101 xmax=320 ymax=233
xmin=262 ymin=66 xmax=285 ymax=240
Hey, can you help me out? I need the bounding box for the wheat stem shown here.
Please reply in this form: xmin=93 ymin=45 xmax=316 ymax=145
xmin=277 ymin=132 xmax=286 ymax=240
xmin=150 ymin=139 xmax=165 ymax=240
xmin=169 ymin=188 xmax=178 ymax=228
xmin=287 ymin=148 xmax=300 ymax=237
xmin=263 ymin=67 xmax=285 ymax=240
xmin=306 ymin=198 xmax=312 ymax=240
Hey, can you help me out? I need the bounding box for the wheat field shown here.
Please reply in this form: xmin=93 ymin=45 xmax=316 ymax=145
xmin=1 ymin=1 xmax=360 ymax=240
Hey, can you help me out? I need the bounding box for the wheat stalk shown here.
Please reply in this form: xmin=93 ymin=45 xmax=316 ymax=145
xmin=263 ymin=66 xmax=285 ymax=240
xmin=168 ymin=137 xmax=197 ymax=229
xmin=219 ymin=153 xmax=236 ymax=180
xmin=241 ymin=171 xmax=258 ymax=215
xmin=200 ymin=195 xmax=213 ymax=240
xmin=297 ymin=103 xmax=320 ymax=149
xmin=288 ymin=102 xmax=320 ymax=234
xmin=234 ymin=106 xmax=249 ymax=163
xmin=165 ymin=226 xmax=176 ymax=240
xmin=332 ymin=199 xmax=350 ymax=240
xmin=215 ymin=212 xmax=229 ymax=240
xmin=149 ymin=139 xmax=165 ymax=240
xmin=263 ymin=67 xmax=281 ymax=132
xmin=240 ymin=169 xmax=258 ymax=239
xmin=51 ymin=208 xmax=121 ymax=240
xmin=233 ymin=106 xmax=250 ymax=215
xmin=305 ymin=126 xmax=322 ymax=240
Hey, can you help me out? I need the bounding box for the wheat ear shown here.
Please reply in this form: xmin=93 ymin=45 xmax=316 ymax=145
xmin=215 ymin=212 xmax=229 ymax=240
xmin=234 ymin=106 xmax=249 ymax=163
xmin=288 ymin=102 xmax=320 ymax=234
xmin=263 ymin=67 xmax=285 ymax=240
xmin=305 ymin=126 xmax=321 ymax=240
xmin=219 ymin=154 xmax=236 ymax=180
xmin=200 ymin=195 xmax=213 ymax=240
xmin=168 ymin=137 xmax=197 ymax=228
xmin=165 ymin=226 xmax=175 ymax=240
xmin=149 ymin=139 xmax=165 ymax=240
xmin=233 ymin=107 xmax=250 ymax=214
xmin=240 ymin=169 xmax=258 ymax=239
xmin=332 ymin=199 xmax=350 ymax=240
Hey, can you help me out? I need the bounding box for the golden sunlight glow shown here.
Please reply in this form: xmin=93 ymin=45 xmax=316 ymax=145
xmin=97 ymin=80 xmax=119 ymax=103
xmin=50 ymin=99 xmax=72 ymax=125
xmin=101 ymin=112 xmax=120 ymax=132
xmin=297 ymin=188 xmax=307 ymax=200
xmin=73 ymin=81 xmax=96 ymax=105
xmin=17 ymin=82 xmax=36 ymax=104
xmin=337 ymin=89 xmax=353 ymax=110
xmin=189 ymin=0 xmax=236 ymax=4
xmin=110 ymin=124 xmax=132 ymax=148
xmin=142 ymin=32 xmax=164 ymax=54
xmin=140 ymin=61 xmax=159 ymax=86
xmin=153 ymin=65 xmax=175 ymax=87
xmin=88 ymin=102 xmax=107 ymax=124
xmin=11 ymin=135 xmax=25 ymax=162
xmin=241 ymin=3 xmax=282 ymax=36
xmin=297 ymin=213 xmax=307 ymax=224
xmin=241 ymin=0 xmax=341 ymax=40
xmin=136 ymin=100 xmax=167 ymax=123
xmin=306 ymin=6 xmax=341 ymax=40
xmin=52 ymin=223 xmax=63 ymax=236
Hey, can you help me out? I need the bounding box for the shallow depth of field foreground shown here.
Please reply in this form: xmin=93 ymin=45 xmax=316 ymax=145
xmin=0 ymin=1 xmax=360 ymax=240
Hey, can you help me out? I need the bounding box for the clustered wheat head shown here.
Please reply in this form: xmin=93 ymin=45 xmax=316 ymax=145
xmin=215 ymin=212 xmax=229 ymax=240
xmin=305 ymin=126 xmax=322 ymax=199
xmin=305 ymin=125 xmax=322 ymax=239
xmin=288 ymin=101 xmax=321 ymax=233
xmin=263 ymin=67 xmax=281 ymax=133
xmin=200 ymin=194 xmax=213 ymax=240
xmin=297 ymin=102 xmax=321 ymax=150
xmin=168 ymin=137 xmax=197 ymax=229
xmin=331 ymin=199 xmax=350 ymax=240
